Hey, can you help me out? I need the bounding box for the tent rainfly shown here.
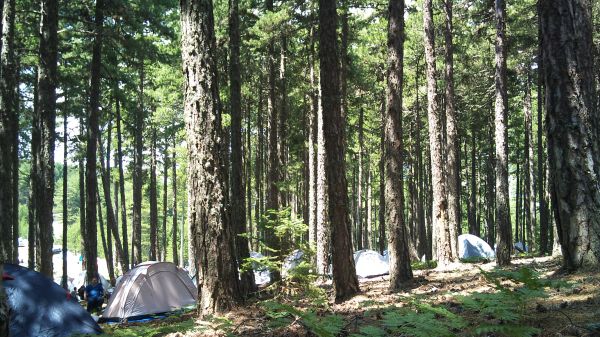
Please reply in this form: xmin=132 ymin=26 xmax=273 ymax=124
xmin=3 ymin=264 xmax=102 ymax=337
xmin=102 ymin=261 xmax=197 ymax=321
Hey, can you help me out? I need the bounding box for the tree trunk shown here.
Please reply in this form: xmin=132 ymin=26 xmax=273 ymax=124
xmin=386 ymin=0 xmax=413 ymax=290
xmin=180 ymin=0 xmax=241 ymax=314
xmin=443 ymin=0 xmax=459 ymax=257
xmin=307 ymin=19 xmax=318 ymax=248
xmin=84 ymin=0 xmax=104 ymax=284
xmin=316 ymin=79 xmax=330 ymax=276
xmin=366 ymin=164 xmax=372 ymax=249
xmin=424 ymin=0 xmax=454 ymax=267
xmin=98 ymin=125 xmax=127 ymax=273
xmin=149 ymin=128 xmax=158 ymax=261
xmin=255 ymin=83 xmax=264 ymax=249
xmin=523 ymin=72 xmax=535 ymax=253
xmin=378 ymin=96 xmax=386 ymax=255
xmin=469 ymin=128 xmax=477 ymax=235
xmin=486 ymin=124 xmax=495 ymax=245
xmin=357 ymin=108 xmax=364 ymax=251
xmin=105 ymin=117 xmax=114 ymax=280
xmin=494 ymin=0 xmax=511 ymax=266
xmin=162 ymin=148 xmax=168 ymax=261
xmin=36 ymin=0 xmax=59 ymax=278
xmin=264 ymin=0 xmax=281 ymax=282
xmin=537 ymin=15 xmax=549 ymax=255
xmin=116 ymin=93 xmax=130 ymax=271
xmin=318 ymin=0 xmax=359 ymax=302
xmin=132 ymin=61 xmax=144 ymax=267
xmin=278 ymin=35 xmax=288 ymax=209
xmin=96 ymin=189 xmax=114 ymax=284
xmin=229 ymin=0 xmax=255 ymax=297
xmin=541 ymin=0 xmax=600 ymax=269
xmin=0 ymin=0 xmax=16 ymax=265
xmin=78 ymin=116 xmax=86 ymax=267
xmin=28 ymin=68 xmax=40 ymax=269
xmin=172 ymin=146 xmax=179 ymax=266
xmin=61 ymin=108 xmax=68 ymax=288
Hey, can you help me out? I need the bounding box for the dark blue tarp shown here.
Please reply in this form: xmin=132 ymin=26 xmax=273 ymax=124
xmin=4 ymin=264 xmax=102 ymax=337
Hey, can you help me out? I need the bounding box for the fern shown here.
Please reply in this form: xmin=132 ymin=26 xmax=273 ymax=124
xmin=474 ymin=324 xmax=541 ymax=337
xmin=260 ymin=301 xmax=343 ymax=337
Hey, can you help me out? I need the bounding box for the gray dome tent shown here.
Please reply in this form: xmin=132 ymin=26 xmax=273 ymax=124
xmin=102 ymin=261 xmax=197 ymax=321
xmin=4 ymin=264 xmax=102 ymax=337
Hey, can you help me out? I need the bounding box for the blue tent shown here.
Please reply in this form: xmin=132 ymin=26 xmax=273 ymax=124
xmin=458 ymin=234 xmax=496 ymax=260
xmin=3 ymin=264 xmax=102 ymax=337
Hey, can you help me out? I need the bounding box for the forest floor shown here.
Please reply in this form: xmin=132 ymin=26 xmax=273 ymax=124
xmin=100 ymin=256 xmax=600 ymax=337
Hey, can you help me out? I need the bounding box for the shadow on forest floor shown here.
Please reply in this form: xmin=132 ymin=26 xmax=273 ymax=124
xmin=100 ymin=256 xmax=600 ymax=337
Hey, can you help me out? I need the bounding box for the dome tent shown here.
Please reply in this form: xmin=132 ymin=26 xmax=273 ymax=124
xmin=3 ymin=264 xmax=102 ymax=337
xmin=102 ymin=261 xmax=197 ymax=321
xmin=458 ymin=234 xmax=495 ymax=260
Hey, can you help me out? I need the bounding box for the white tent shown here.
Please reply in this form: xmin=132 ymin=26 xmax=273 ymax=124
xmin=458 ymin=234 xmax=495 ymax=260
xmin=102 ymin=261 xmax=197 ymax=321
xmin=354 ymin=250 xmax=390 ymax=278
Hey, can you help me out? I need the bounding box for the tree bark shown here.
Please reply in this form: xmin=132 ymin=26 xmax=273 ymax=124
xmin=172 ymin=146 xmax=179 ymax=266
xmin=468 ymin=128 xmax=477 ymax=235
xmin=316 ymin=79 xmax=330 ymax=276
xmin=61 ymin=108 xmax=68 ymax=288
xmin=424 ymin=0 xmax=454 ymax=267
xmin=116 ymin=93 xmax=130 ymax=271
xmin=180 ymin=0 xmax=241 ymax=314
xmin=523 ymin=72 xmax=535 ymax=253
xmin=150 ymin=127 xmax=158 ymax=261
xmin=319 ymin=0 xmax=359 ymax=302
xmin=386 ymin=0 xmax=413 ymax=290
xmin=85 ymin=0 xmax=104 ymax=283
xmin=378 ymin=95 xmax=386 ymax=255
xmin=307 ymin=18 xmax=318 ymax=248
xmin=0 ymin=0 xmax=16 ymax=265
xmin=264 ymin=0 xmax=281 ymax=281
xmin=98 ymin=125 xmax=127 ymax=273
xmin=357 ymin=108 xmax=364 ymax=250
xmin=132 ymin=60 xmax=145 ymax=267
xmin=229 ymin=0 xmax=255 ymax=297
xmin=29 ymin=69 xmax=40 ymax=270
xmin=36 ymin=0 xmax=60 ymax=278
xmin=494 ymin=0 xmax=512 ymax=266
xmin=443 ymin=0 xmax=459 ymax=257
xmin=162 ymin=148 xmax=168 ymax=261
xmin=537 ymin=15 xmax=549 ymax=255
xmin=541 ymin=0 xmax=600 ymax=269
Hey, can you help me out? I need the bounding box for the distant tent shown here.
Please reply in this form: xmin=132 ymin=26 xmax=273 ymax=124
xmin=249 ymin=251 xmax=271 ymax=286
xmin=4 ymin=264 xmax=102 ymax=337
xmin=458 ymin=234 xmax=495 ymax=260
xmin=102 ymin=261 xmax=197 ymax=321
xmin=281 ymin=250 xmax=304 ymax=278
xmin=354 ymin=250 xmax=390 ymax=278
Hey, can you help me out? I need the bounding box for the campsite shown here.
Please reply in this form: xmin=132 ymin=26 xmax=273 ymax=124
xmin=1 ymin=0 xmax=600 ymax=336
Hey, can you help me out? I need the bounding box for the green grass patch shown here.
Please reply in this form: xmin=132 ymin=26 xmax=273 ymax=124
xmin=97 ymin=317 xmax=196 ymax=337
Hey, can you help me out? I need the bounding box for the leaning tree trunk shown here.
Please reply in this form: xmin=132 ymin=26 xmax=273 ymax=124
xmin=180 ymin=0 xmax=241 ymax=315
xmin=494 ymin=0 xmax=512 ymax=266
xmin=424 ymin=0 xmax=454 ymax=267
xmin=540 ymin=0 xmax=600 ymax=269
xmin=386 ymin=0 xmax=413 ymax=291
xmin=443 ymin=0 xmax=459 ymax=258
xmin=98 ymin=127 xmax=127 ymax=273
xmin=318 ymin=0 xmax=359 ymax=302
xmin=85 ymin=0 xmax=104 ymax=283
xmin=229 ymin=0 xmax=256 ymax=297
